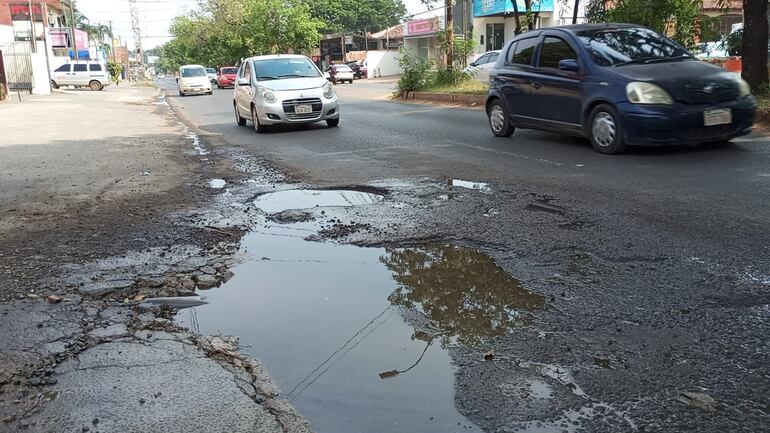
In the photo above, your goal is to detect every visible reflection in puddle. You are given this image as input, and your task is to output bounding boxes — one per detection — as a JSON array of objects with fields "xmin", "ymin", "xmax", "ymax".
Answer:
[
  {"xmin": 383, "ymin": 245, "xmax": 545, "ymax": 347},
  {"xmin": 253, "ymin": 189, "xmax": 383, "ymax": 213},
  {"xmin": 177, "ymin": 220, "xmax": 542, "ymax": 433}
]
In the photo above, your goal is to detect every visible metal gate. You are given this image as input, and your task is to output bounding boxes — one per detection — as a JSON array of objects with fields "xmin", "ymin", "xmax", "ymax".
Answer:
[{"xmin": 0, "ymin": 42, "xmax": 33, "ymax": 92}]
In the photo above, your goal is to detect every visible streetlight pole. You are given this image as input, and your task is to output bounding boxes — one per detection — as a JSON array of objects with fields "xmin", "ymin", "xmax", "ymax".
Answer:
[
  {"xmin": 68, "ymin": 0, "xmax": 79, "ymax": 60},
  {"xmin": 27, "ymin": 0, "xmax": 37, "ymax": 53},
  {"xmin": 41, "ymin": 0, "xmax": 52, "ymax": 93},
  {"xmin": 109, "ymin": 20, "xmax": 116, "ymax": 63}
]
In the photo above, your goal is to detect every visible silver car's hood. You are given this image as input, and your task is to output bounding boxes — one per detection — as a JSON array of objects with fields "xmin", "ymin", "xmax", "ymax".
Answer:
[{"xmin": 259, "ymin": 77, "xmax": 327, "ymax": 91}]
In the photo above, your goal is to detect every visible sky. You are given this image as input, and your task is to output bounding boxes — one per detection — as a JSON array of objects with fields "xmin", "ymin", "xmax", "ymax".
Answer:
[{"xmin": 76, "ymin": 0, "xmax": 441, "ymax": 50}]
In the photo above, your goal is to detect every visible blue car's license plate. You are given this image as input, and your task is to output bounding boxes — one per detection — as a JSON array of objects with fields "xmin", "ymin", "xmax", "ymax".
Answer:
[{"xmin": 703, "ymin": 108, "xmax": 731, "ymax": 126}]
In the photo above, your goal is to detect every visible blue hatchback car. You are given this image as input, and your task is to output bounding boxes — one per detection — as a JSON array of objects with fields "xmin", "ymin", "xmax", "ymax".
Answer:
[{"xmin": 486, "ymin": 24, "xmax": 757, "ymax": 154}]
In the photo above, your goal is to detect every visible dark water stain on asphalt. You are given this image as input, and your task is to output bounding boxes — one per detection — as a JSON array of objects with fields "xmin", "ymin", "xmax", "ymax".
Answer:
[{"xmin": 177, "ymin": 194, "xmax": 545, "ymax": 433}]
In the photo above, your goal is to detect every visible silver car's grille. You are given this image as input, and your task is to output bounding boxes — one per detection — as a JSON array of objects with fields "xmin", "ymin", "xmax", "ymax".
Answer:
[{"xmin": 283, "ymin": 98, "xmax": 323, "ymax": 120}]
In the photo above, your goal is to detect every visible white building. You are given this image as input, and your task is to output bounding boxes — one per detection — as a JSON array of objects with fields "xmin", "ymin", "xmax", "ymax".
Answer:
[{"xmin": 471, "ymin": 0, "xmax": 586, "ymax": 53}]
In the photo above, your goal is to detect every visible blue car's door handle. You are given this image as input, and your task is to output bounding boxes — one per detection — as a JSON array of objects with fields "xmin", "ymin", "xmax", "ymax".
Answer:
[{"xmin": 531, "ymin": 82, "xmax": 542, "ymax": 89}]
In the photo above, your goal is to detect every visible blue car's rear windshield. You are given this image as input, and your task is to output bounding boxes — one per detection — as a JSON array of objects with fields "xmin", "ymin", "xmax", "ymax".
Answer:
[{"xmin": 575, "ymin": 27, "xmax": 691, "ymax": 67}]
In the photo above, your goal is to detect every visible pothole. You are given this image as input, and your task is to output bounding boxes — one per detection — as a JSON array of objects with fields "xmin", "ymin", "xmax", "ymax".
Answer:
[
  {"xmin": 253, "ymin": 189, "xmax": 384, "ymax": 213},
  {"xmin": 176, "ymin": 212, "xmax": 545, "ymax": 433}
]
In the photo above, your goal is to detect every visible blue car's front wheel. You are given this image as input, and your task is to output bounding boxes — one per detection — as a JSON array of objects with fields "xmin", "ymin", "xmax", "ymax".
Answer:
[{"xmin": 588, "ymin": 104, "xmax": 626, "ymax": 154}]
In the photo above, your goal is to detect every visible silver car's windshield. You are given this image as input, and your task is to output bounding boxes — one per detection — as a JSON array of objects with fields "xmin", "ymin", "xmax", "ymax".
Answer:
[{"xmin": 253, "ymin": 58, "xmax": 320, "ymax": 81}]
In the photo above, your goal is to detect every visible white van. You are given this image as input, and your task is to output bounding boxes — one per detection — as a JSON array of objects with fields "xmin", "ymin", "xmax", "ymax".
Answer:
[
  {"xmin": 178, "ymin": 65, "xmax": 212, "ymax": 96},
  {"xmin": 50, "ymin": 62, "xmax": 111, "ymax": 91}
]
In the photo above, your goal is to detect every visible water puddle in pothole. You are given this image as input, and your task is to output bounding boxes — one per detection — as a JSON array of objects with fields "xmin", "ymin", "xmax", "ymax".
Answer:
[
  {"xmin": 253, "ymin": 189, "xmax": 383, "ymax": 213},
  {"xmin": 177, "ymin": 198, "xmax": 545, "ymax": 433}
]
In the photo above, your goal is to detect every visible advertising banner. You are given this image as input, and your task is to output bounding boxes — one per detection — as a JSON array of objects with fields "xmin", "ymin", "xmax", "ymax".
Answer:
[{"xmin": 473, "ymin": 0, "xmax": 554, "ymax": 17}]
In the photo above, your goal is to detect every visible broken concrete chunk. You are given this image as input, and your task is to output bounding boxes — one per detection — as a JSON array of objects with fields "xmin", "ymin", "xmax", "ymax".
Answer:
[
  {"xmin": 140, "ymin": 296, "xmax": 208, "ymax": 309},
  {"xmin": 195, "ymin": 274, "xmax": 219, "ymax": 289},
  {"xmin": 676, "ymin": 391, "xmax": 717, "ymax": 411}
]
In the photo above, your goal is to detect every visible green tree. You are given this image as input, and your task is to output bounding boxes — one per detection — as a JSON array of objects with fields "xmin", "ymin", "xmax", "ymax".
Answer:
[
  {"xmin": 157, "ymin": 0, "xmax": 323, "ymax": 70},
  {"xmin": 303, "ymin": 0, "xmax": 406, "ymax": 33},
  {"xmin": 586, "ymin": 0, "xmax": 737, "ymax": 50},
  {"xmin": 741, "ymin": 0, "xmax": 768, "ymax": 93}
]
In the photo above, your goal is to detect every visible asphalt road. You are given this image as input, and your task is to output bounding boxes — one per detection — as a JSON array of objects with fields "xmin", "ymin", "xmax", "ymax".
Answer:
[{"xmin": 159, "ymin": 77, "xmax": 770, "ymax": 432}]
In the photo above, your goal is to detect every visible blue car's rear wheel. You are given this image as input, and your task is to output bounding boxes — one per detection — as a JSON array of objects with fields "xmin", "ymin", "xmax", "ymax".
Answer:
[
  {"xmin": 488, "ymin": 99, "xmax": 514, "ymax": 137},
  {"xmin": 589, "ymin": 104, "xmax": 626, "ymax": 154}
]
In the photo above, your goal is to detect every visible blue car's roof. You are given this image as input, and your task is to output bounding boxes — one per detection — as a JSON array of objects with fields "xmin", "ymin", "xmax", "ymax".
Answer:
[{"xmin": 513, "ymin": 23, "xmax": 642, "ymax": 38}]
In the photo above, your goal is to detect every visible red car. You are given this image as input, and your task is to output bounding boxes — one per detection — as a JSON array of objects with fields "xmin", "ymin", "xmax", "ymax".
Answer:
[{"xmin": 216, "ymin": 67, "xmax": 238, "ymax": 88}]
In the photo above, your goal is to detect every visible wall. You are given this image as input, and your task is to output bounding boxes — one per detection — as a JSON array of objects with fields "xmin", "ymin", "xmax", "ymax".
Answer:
[
  {"xmin": 365, "ymin": 51, "xmax": 401, "ymax": 78},
  {"xmin": 30, "ymin": 51, "xmax": 49, "ymax": 94},
  {"xmin": 0, "ymin": 24, "xmax": 12, "ymax": 44}
]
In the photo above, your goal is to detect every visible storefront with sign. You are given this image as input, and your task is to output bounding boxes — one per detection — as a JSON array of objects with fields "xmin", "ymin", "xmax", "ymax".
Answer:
[
  {"xmin": 403, "ymin": 17, "xmax": 443, "ymax": 62},
  {"xmin": 472, "ymin": 0, "xmax": 555, "ymax": 52}
]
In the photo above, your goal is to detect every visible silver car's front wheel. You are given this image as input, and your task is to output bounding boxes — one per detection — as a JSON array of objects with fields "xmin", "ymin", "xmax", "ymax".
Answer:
[
  {"xmin": 235, "ymin": 103, "xmax": 246, "ymax": 126},
  {"xmin": 252, "ymin": 105, "xmax": 267, "ymax": 133}
]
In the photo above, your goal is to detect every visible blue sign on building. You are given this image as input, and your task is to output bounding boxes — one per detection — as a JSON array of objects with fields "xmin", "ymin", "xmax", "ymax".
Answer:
[{"xmin": 473, "ymin": 0, "xmax": 554, "ymax": 17}]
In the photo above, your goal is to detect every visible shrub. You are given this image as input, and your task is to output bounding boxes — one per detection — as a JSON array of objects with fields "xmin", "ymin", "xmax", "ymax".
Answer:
[{"xmin": 397, "ymin": 49, "xmax": 433, "ymax": 93}]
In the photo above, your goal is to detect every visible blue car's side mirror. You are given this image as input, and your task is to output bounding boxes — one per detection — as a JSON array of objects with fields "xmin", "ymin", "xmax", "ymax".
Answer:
[{"xmin": 558, "ymin": 59, "xmax": 579, "ymax": 72}]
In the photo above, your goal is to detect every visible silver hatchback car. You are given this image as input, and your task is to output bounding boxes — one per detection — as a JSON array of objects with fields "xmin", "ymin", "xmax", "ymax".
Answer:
[{"xmin": 233, "ymin": 55, "xmax": 340, "ymax": 132}]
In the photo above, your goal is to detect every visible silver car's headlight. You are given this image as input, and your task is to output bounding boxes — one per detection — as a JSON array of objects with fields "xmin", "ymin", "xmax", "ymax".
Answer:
[
  {"xmin": 323, "ymin": 82, "xmax": 335, "ymax": 99},
  {"xmin": 626, "ymin": 82, "xmax": 673, "ymax": 105},
  {"xmin": 259, "ymin": 87, "xmax": 276, "ymax": 103},
  {"xmin": 726, "ymin": 74, "xmax": 751, "ymax": 97}
]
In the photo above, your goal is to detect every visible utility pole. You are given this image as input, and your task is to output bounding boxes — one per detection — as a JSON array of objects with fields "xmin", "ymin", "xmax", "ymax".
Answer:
[
  {"xmin": 68, "ymin": 0, "xmax": 79, "ymax": 60},
  {"xmin": 572, "ymin": 0, "xmax": 580, "ymax": 24},
  {"xmin": 129, "ymin": 0, "xmax": 143, "ymax": 80},
  {"xmin": 27, "ymin": 0, "xmax": 36, "ymax": 52},
  {"xmin": 41, "ymin": 0, "xmax": 52, "ymax": 92},
  {"xmin": 445, "ymin": 0, "xmax": 453, "ymax": 70},
  {"xmin": 109, "ymin": 20, "xmax": 116, "ymax": 63}
]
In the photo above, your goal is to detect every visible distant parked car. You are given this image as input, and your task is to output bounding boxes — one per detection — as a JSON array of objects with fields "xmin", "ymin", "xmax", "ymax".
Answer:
[
  {"xmin": 464, "ymin": 50, "xmax": 501, "ymax": 82},
  {"xmin": 50, "ymin": 61, "xmax": 111, "ymax": 91},
  {"xmin": 694, "ymin": 41, "xmax": 730, "ymax": 60},
  {"xmin": 178, "ymin": 65, "xmax": 212, "ymax": 96},
  {"xmin": 326, "ymin": 64, "xmax": 355, "ymax": 84},
  {"xmin": 206, "ymin": 68, "xmax": 217, "ymax": 84},
  {"xmin": 217, "ymin": 67, "xmax": 238, "ymax": 88},
  {"xmin": 345, "ymin": 61, "xmax": 364, "ymax": 79},
  {"xmin": 157, "ymin": 73, "xmax": 166, "ymax": 79},
  {"xmin": 233, "ymin": 54, "xmax": 340, "ymax": 132},
  {"xmin": 486, "ymin": 24, "xmax": 756, "ymax": 154}
]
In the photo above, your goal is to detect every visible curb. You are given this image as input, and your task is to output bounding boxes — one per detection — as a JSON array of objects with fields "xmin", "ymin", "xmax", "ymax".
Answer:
[{"xmin": 401, "ymin": 91, "xmax": 485, "ymax": 107}]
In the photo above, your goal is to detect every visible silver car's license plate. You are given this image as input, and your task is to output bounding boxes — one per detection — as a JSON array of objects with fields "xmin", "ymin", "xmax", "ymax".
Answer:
[
  {"xmin": 296, "ymin": 104, "xmax": 313, "ymax": 115},
  {"xmin": 704, "ymin": 108, "xmax": 731, "ymax": 126}
]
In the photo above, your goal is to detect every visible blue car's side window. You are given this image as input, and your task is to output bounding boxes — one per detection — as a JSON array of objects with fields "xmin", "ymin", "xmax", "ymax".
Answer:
[
  {"xmin": 538, "ymin": 37, "xmax": 579, "ymax": 70},
  {"xmin": 508, "ymin": 37, "xmax": 538, "ymax": 66}
]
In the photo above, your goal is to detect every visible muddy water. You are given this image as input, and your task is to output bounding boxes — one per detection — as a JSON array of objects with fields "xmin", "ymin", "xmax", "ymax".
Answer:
[{"xmin": 177, "ymin": 201, "xmax": 544, "ymax": 433}]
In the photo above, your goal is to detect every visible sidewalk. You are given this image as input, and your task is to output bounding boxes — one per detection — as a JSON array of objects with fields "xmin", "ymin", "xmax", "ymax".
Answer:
[{"xmin": 0, "ymin": 83, "xmax": 312, "ymax": 433}]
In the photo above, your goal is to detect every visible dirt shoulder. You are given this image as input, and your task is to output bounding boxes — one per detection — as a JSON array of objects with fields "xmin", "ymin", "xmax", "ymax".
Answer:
[
  {"xmin": 0, "ymin": 85, "xmax": 227, "ymax": 300},
  {"xmin": 0, "ymin": 84, "xmax": 311, "ymax": 432}
]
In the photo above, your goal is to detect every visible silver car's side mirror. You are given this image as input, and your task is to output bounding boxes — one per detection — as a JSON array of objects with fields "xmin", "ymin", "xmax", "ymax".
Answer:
[{"xmin": 237, "ymin": 77, "xmax": 250, "ymax": 86}]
